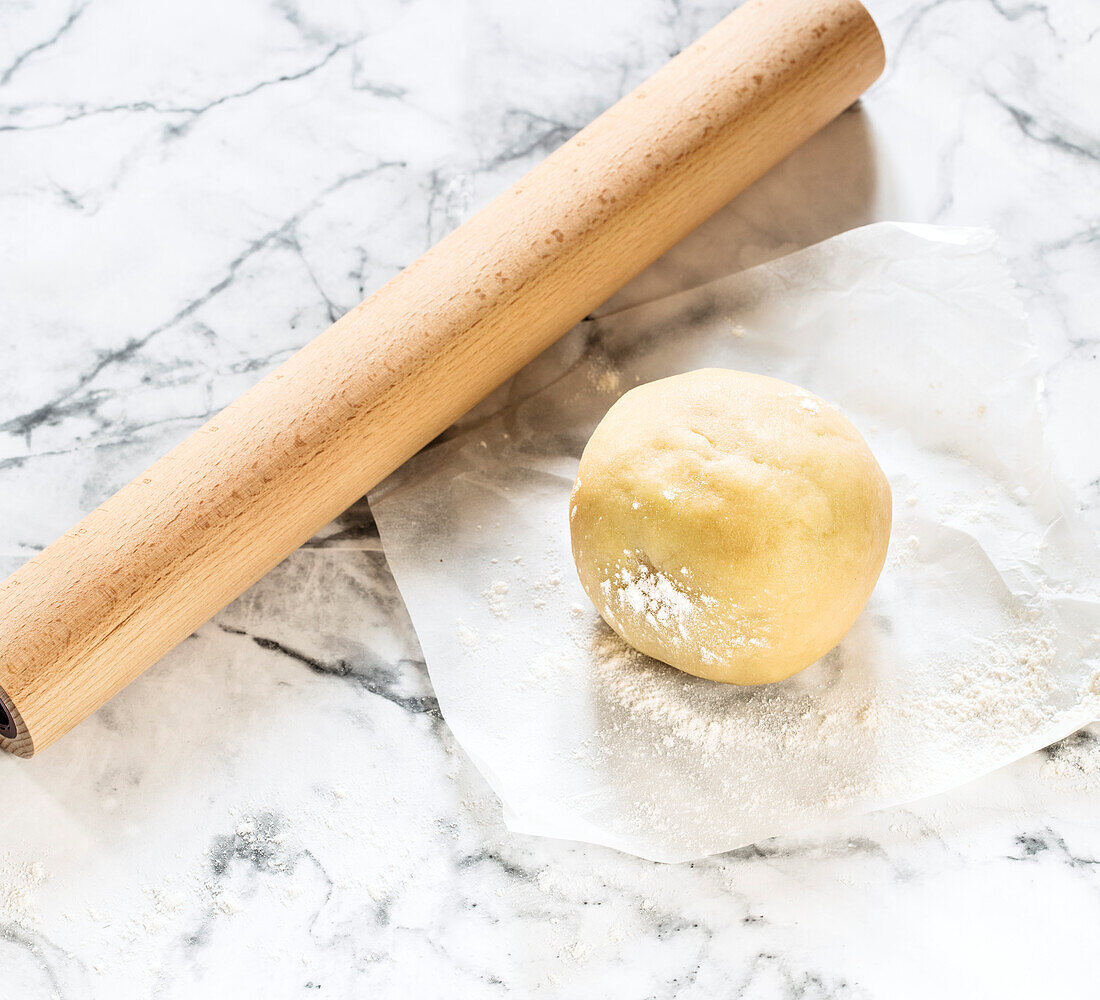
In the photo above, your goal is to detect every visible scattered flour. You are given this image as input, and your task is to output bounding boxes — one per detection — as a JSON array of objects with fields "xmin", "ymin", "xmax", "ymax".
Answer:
[
  {"xmin": 890, "ymin": 535, "xmax": 921, "ymax": 567},
  {"xmin": 585, "ymin": 360, "xmax": 622, "ymax": 395},
  {"xmin": 456, "ymin": 618, "xmax": 480, "ymax": 653},
  {"xmin": 933, "ymin": 620, "xmax": 1052, "ymax": 747},
  {"xmin": 0, "ymin": 855, "xmax": 47, "ymax": 927},
  {"xmin": 1042, "ymin": 726, "xmax": 1100, "ymax": 791},
  {"xmin": 485, "ymin": 581, "xmax": 509, "ymax": 619},
  {"xmin": 595, "ymin": 371, "xmax": 620, "ymax": 394},
  {"xmin": 575, "ymin": 603, "xmax": 1074, "ymax": 831},
  {"xmin": 517, "ymin": 651, "xmax": 571, "ymax": 693}
]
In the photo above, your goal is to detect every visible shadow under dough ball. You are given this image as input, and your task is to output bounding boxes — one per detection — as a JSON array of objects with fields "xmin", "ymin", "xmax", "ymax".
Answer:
[{"xmin": 569, "ymin": 368, "xmax": 892, "ymax": 685}]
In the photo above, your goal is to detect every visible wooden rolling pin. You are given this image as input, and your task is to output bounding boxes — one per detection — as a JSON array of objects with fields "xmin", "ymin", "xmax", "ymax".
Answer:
[{"xmin": 0, "ymin": 0, "xmax": 884, "ymax": 756}]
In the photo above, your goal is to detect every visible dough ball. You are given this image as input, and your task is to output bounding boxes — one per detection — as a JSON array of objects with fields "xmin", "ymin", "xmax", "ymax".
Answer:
[{"xmin": 569, "ymin": 369, "xmax": 891, "ymax": 685}]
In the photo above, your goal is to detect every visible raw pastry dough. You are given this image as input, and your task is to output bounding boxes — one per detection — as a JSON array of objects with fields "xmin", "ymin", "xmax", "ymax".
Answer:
[{"xmin": 569, "ymin": 369, "xmax": 891, "ymax": 684}]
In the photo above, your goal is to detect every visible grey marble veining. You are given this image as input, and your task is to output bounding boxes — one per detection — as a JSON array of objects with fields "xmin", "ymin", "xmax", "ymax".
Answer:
[{"xmin": 0, "ymin": 0, "xmax": 1097, "ymax": 996}]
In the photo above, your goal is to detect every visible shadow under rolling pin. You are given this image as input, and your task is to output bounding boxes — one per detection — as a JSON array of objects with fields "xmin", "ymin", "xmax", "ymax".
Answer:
[{"xmin": 0, "ymin": 0, "xmax": 884, "ymax": 757}]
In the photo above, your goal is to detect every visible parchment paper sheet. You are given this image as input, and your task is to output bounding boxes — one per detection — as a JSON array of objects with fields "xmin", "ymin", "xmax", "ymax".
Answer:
[{"xmin": 371, "ymin": 223, "xmax": 1100, "ymax": 862}]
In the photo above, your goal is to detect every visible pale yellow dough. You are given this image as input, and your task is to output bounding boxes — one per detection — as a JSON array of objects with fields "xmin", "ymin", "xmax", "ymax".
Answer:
[{"xmin": 569, "ymin": 369, "xmax": 892, "ymax": 685}]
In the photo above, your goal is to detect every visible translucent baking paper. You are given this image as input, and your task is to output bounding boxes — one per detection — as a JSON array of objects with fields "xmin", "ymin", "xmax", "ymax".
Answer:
[{"xmin": 371, "ymin": 223, "xmax": 1100, "ymax": 862}]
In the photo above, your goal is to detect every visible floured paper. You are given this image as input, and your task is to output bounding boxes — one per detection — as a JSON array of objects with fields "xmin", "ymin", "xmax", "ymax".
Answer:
[{"xmin": 371, "ymin": 223, "xmax": 1100, "ymax": 862}]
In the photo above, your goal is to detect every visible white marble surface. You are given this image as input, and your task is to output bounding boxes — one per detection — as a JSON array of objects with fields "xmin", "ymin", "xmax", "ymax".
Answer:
[{"xmin": 0, "ymin": 0, "xmax": 1097, "ymax": 996}]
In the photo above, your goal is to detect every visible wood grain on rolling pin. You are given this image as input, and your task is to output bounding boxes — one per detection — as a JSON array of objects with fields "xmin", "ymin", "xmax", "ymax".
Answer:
[{"xmin": 0, "ymin": 0, "xmax": 884, "ymax": 756}]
